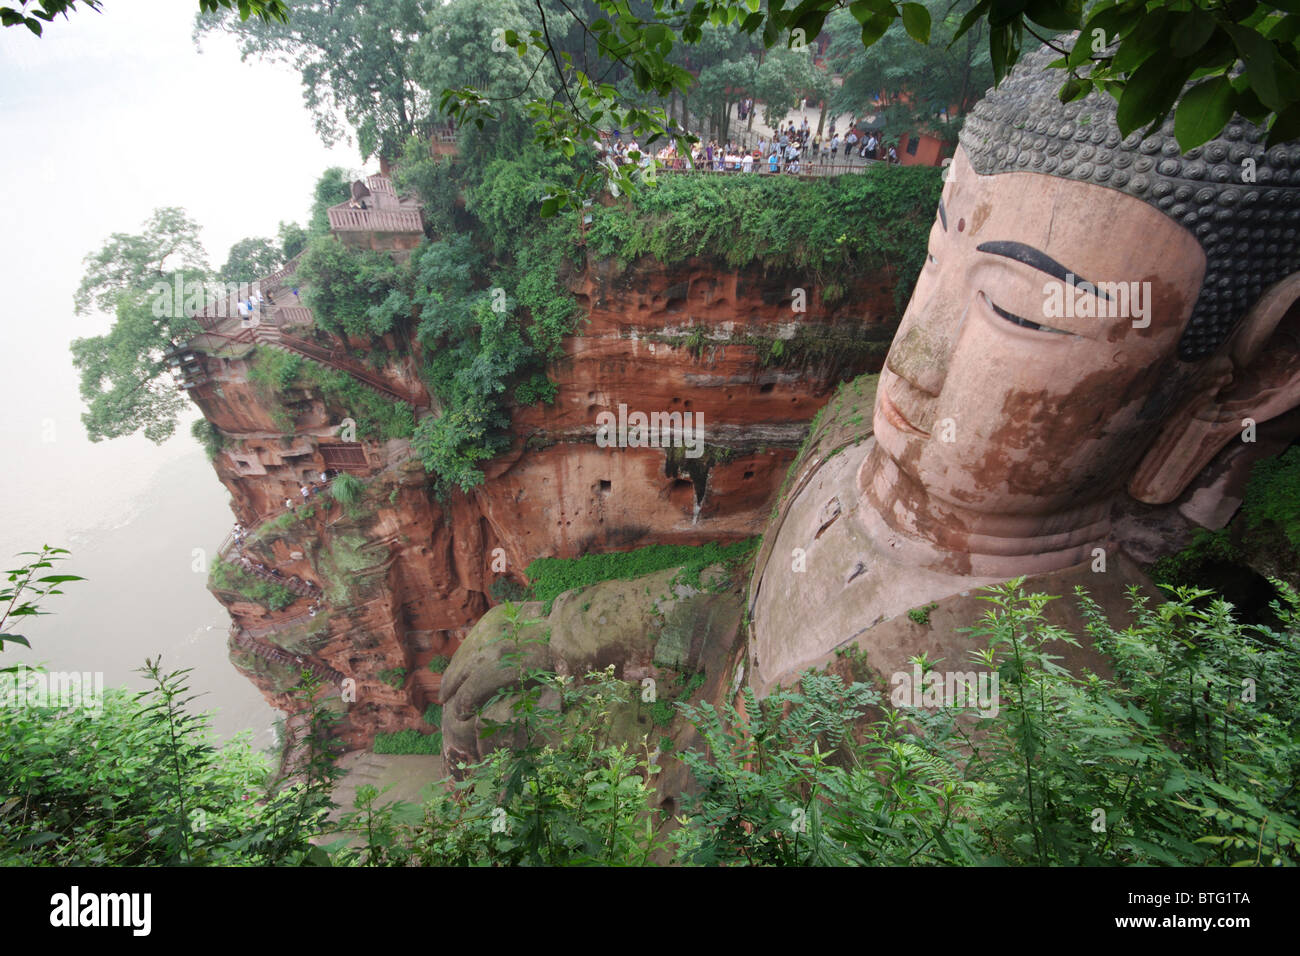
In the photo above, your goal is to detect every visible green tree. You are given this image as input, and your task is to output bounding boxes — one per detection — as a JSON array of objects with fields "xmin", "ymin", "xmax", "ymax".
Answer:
[
  {"xmin": 2, "ymin": 0, "xmax": 287, "ymax": 37},
  {"xmin": 825, "ymin": 0, "xmax": 992, "ymax": 143},
  {"xmin": 753, "ymin": 45, "xmax": 817, "ymax": 130},
  {"xmin": 414, "ymin": 0, "xmax": 553, "ymax": 125},
  {"xmin": 73, "ymin": 207, "xmax": 210, "ymax": 316},
  {"xmin": 295, "ymin": 234, "xmax": 403, "ymax": 338},
  {"xmin": 696, "ymin": 54, "xmax": 757, "ymax": 141},
  {"xmin": 70, "ymin": 208, "xmax": 212, "ymax": 444},
  {"xmin": 219, "ymin": 236, "xmax": 284, "ymax": 284},
  {"xmin": 195, "ymin": 0, "xmax": 432, "ymax": 161},
  {"xmin": 444, "ymin": 0, "xmax": 1300, "ymax": 213},
  {"xmin": 277, "ymin": 220, "xmax": 307, "ymax": 260},
  {"xmin": 308, "ymin": 167, "xmax": 354, "ymax": 237}
]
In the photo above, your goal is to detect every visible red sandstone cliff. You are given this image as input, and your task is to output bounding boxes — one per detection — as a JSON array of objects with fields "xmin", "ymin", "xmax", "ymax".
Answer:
[{"xmin": 184, "ymin": 179, "xmax": 902, "ymax": 750}]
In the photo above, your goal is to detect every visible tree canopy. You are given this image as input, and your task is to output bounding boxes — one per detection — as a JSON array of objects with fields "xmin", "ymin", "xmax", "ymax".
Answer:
[
  {"xmin": 219, "ymin": 236, "xmax": 285, "ymax": 285},
  {"xmin": 2, "ymin": 0, "xmax": 287, "ymax": 36},
  {"xmin": 194, "ymin": 0, "xmax": 432, "ymax": 161}
]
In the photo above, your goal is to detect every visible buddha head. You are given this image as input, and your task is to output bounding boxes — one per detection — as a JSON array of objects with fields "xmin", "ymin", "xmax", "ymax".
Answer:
[{"xmin": 863, "ymin": 46, "xmax": 1300, "ymax": 577}]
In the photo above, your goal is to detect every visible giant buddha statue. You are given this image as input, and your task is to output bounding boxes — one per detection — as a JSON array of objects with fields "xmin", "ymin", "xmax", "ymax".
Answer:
[
  {"xmin": 442, "ymin": 46, "xmax": 1300, "ymax": 767},
  {"xmin": 748, "ymin": 45, "xmax": 1300, "ymax": 693}
]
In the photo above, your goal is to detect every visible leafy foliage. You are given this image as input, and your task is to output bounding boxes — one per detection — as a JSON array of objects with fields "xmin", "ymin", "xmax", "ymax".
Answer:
[
  {"xmin": 584, "ymin": 166, "xmax": 942, "ymax": 313},
  {"xmin": 297, "ymin": 235, "xmax": 405, "ymax": 338},
  {"xmin": 374, "ymin": 729, "xmax": 442, "ymax": 754},
  {"xmin": 329, "ymin": 472, "xmax": 364, "ymax": 504},
  {"xmin": 675, "ymin": 580, "xmax": 1300, "ymax": 866},
  {"xmin": 1241, "ymin": 445, "xmax": 1300, "ymax": 553},
  {"xmin": 69, "ymin": 208, "xmax": 212, "ymax": 444},
  {"xmin": 191, "ymin": 418, "xmax": 225, "ymax": 461},
  {"xmin": 209, "ymin": 558, "xmax": 296, "ymax": 611},
  {"xmin": 824, "ymin": 0, "xmax": 992, "ymax": 139},
  {"xmin": 219, "ymin": 236, "xmax": 284, "ymax": 284},
  {"xmin": 0, "ymin": 669, "xmax": 273, "ymax": 864},
  {"xmin": 410, "ymin": 603, "xmax": 671, "ymax": 865},
  {"xmin": 247, "ymin": 347, "xmax": 414, "ymax": 442},
  {"xmin": 7, "ymin": 551, "xmax": 1300, "ymax": 866},
  {"xmin": 405, "ymin": 218, "xmax": 577, "ymax": 492},
  {"xmin": 195, "ymin": 1, "xmax": 428, "ymax": 160},
  {"xmin": 0, "ymin": 546, "xmax": 83, "ymax": 665},
  {"xmin": 524, "ymin": 538, "xmax": 759, "ymax": 614},
  {"xmin": 307, "ymin": 167, "xmax": 354, "ymax": 237},
  {"xmin": 2, "ymin": 0, "xmax": 286, "ymax": 38}
]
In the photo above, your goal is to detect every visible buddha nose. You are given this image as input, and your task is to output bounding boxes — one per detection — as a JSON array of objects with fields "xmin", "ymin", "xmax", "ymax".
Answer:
[{"xmin": 886, "ymin": 289, "xmax": 961, "ymax": 398}]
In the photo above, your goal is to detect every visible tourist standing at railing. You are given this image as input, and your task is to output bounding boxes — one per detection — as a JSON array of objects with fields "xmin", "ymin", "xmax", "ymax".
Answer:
[
  {"xmin": 845, "ymin": 128, "xmax": 858, "ymax": 157},
  {"xmin": 830, "ymin": 134, "xmax": 841, "ymax": 158},
  {"xmin": 741, "ymin": 152, "xmax": 754, "ymax": 173},
  {"xmin": 768, "ymin": 149, "xmax": 779, "ymax": 173}
]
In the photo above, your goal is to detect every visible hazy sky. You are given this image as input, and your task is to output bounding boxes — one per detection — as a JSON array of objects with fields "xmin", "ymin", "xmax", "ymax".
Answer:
[
  {"xmin": 0, "ymin": 0, "xmax": 363, "ymax": 549},
  {"xmin": 0, "ymin": 1, "xmax": 363, "ymax": 738}
]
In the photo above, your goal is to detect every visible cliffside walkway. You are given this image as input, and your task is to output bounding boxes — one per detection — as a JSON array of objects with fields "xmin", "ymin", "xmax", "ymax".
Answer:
[
  {"xmin": 185, "ymin": 232, "xmax": 425, "ymax": 408},
  {"xmin": 661, "ymin": 158, "xmax": 885, "ymax": 178},
  {"xmin": 226, "ymin": 551, "xmax": 322, "ymax": 599},
  {"xmin": 192, "ymin": 324, "xmax": 421, "ymax": 406},
  {"xmin": 255, "ymin": 326, "xmax": 421, "ymax": 406},
  {"xmin": 232, "ymin": 627, "xmax": 346, "ymax": 686}
]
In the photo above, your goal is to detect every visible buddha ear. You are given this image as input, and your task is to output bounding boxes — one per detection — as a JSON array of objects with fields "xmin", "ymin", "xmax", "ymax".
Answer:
[{"xmin": 1129, "ymin": 272, "xmax": 1300, "ymax": 506}]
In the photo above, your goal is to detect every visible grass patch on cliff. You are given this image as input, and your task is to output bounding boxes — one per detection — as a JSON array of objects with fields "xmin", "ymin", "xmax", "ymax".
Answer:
[
  {"xmin": 317, "ymin": 533, "xmax": 385, "ymax": 605},
  {"xmin": 525, "ymin": 538, "xmax": 759, "ymax": 614},
  {"xmin": 583, "ymin": 167, "xmax": 942, "ymax": 314},
  {"xmin": 373, "ymin": 729, "xmax": 441, "ymax": 755},
  {"xmin": 209, "ymin": 559, "xmax": 296, "ymax": 612},
  {"xmin": 247, "ymin": 347, "xmax": 414, "ymax": 442}
]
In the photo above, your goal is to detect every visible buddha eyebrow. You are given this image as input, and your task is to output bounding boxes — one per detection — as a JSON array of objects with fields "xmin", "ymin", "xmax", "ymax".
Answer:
[
  {"xmin": 938, "ymin": 199, "xmax": 947, "ymax": 231},
  {"xmin": 976, "ymin": 240, "xmax": 1113, "ymax": 302}
]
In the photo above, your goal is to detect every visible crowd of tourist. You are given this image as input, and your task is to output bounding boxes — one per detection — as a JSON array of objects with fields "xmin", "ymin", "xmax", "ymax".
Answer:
[{"xmin": 597, "ymin": 111, "xmax": 902, "ymax": 175}]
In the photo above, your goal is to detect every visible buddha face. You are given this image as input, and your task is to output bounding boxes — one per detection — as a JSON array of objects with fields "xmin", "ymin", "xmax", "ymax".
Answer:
[{"xmin": 870, "ymin": 147, "xmax": 1210, "ymax": 533}]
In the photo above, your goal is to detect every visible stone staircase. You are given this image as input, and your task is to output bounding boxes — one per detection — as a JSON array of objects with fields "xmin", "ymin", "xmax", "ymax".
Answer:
[
  {"xmin": 231, "ymin": 628, "xmax": 346, "ymax": 685},
  {"xmin": 252, "ymin": 326, "xmax": 420, "ymax": 406}
]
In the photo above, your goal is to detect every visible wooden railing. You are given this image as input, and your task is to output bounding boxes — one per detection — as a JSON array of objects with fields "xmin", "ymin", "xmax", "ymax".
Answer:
[
  {"xmin": 326, "ymin": 205, "xmax": 423, "ymax": 233},
  {"xmin": 191, "ymin": 325, "xmax": 418, "ymax": 405},
  {"xmin": 262, "ymin": 328, "xmax": 417, "ymax": 404},
  {"xmin": 261, "ymin": 252, "xmax": 303, "ymax": 292}
]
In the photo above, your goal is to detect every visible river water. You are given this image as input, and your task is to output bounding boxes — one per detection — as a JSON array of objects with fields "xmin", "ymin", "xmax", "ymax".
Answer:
[{"xmin": 0, "ymin": 1, "xmax": 361, "ymax": 742}]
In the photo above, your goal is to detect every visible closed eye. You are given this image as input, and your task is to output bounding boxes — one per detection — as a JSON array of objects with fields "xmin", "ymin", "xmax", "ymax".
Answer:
[{"xmin": 990, "ymin": 299, "xmax": 1072, "ymax": 335}]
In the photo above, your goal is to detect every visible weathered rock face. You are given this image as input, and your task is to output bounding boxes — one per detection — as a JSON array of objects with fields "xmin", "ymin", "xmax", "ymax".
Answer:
[{"xmin": 191, "ymin": 249, "xmax": 901, "ymax": 750}]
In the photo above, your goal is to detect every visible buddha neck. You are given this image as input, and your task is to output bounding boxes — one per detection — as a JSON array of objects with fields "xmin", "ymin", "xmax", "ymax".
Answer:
[{"xmin": 857, "ymin": 442, "xmax": 1113, "ymax": 578}]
